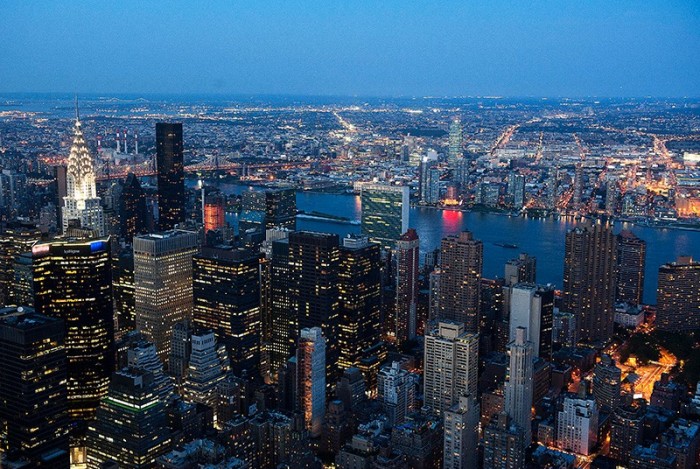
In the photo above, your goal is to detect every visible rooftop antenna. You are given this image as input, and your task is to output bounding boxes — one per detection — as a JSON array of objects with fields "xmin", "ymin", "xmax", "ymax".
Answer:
[{"xmin": 75, "ymin": 95, "xmax": 80, "ymax": 122}]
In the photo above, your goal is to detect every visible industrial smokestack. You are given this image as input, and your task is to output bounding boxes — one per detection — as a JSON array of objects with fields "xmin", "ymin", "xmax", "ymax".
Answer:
[{"xmin": 116, "ymin": 131, "xmax": 121, "ymax": 153}]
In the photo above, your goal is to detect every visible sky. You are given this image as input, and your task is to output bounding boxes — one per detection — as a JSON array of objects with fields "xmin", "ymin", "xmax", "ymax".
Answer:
[{"xmin": 1, "ymin": 1, "xmax": 699, "ymax": 98}]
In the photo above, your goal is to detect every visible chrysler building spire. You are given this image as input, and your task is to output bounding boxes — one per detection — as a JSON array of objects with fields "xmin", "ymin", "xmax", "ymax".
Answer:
[{"xmin": 62, "ymin": 99, "xmax": 105, "ymax": 236}]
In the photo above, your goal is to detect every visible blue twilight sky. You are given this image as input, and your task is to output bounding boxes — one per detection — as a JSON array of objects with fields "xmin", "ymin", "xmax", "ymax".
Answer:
[{"xmin": 1, "ymin": 0, "xmax": 699, "ymax": 97}]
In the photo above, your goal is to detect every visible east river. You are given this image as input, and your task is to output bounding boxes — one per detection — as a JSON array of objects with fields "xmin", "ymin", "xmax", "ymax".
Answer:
[{"xmin": 207, "ymin": 181, "xmax": 700, "ymax": 305}]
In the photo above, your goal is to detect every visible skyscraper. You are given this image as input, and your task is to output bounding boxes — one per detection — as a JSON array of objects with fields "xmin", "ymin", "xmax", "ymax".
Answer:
[
  {"xmin": 420, "ymin": 159, "xmax": 440, "ymax": 205},
  {"xmin": 508, "ymin": 172, "xmax": 526, "ymax": 209},
  {"xmin": 504, "ymin": 326, "xmax": 534, "ymax": 448},
  {"xmin": 0, "ymin": 307, "xmax": 70, "ymax": 468},
  {"xmin": 270, "ymin": 232, "xmax": 340, "ymax": 377},
  {"xmin": 562, "ymin": 223, "xmax": 617, "ymax": 343},
  {"xmin": 616, "ymin": 230, "xmax": 646, "ymax": 305},
  {"xmin": 0, "ymin": 221, "xmax": 41, "ymax": 305},
  {"xmin": 437, "ymin": 231, "xmax": 483, "ymax": 332},
  {"xmin": 203, "ymin": 191, "xmax": 226, "ymax": 235},
  {"xmin": 133, "ymin": 230, "xmax": 199, "ymax": 360},
  {"xmin": 297, "ymin": 327, "xmax": 326, "ymax": 438},
  {"xmin": 193, "ymin": 246, "xmax": 261, "ymax": 376},
  {"xmin": 62, "ymin": 113, "xmax": 105, "ymax": 236},
  {"xmin": 504, "ymin": 253, "xmax": 536, "ymax": 287},
  {"xmin": 119, "ymin": 172, "xmax": 147, "ymax": 241},
  {"xmin": 443, "ymin": 395, "xmax": 479, "ymax": 469},
  {"xmin": 337, "ymin": 235, "xmax": 382, "ymax": 373},
  {"xmin": 423, "ymin": 321, "xmax": 479, "ymax": 416},
  {"xmin": 33, "ymin": 237, "xmax": 114, "ymax": 422},
  {"xmin": 86, "ymin": 368, "xmax": 172, "ymax": 468},
  {"xmin": 156, "ymin": 123, "xmax": 185, "ymax": 230},
  {"xmin": 482, "ymin": 412, "xmax": 526, "ymax": 469},
  {"xmin": 394, "ymin": 228, "xmax": 419, "ymax": 344},
  {"xmin": 656, "ymin": 256, "xmax": 700, "ymax": 332},
  {"xmin": 238, "ymin": 188, "xmax": 297, "ymax": 235},
  {"xmin": 359, "ymin": 183, "xmax": 409, "ymax": 248},
  {"xmin": 508, "ymin": 284, "xmax": 554, "ymax": 359},
  {"xmin": 609, "ymin": 399, "xmax": 645, "ymax": 464},
  {"xmin": 448, "ymin": 118, "xmax": 463, "ymax": 166}
]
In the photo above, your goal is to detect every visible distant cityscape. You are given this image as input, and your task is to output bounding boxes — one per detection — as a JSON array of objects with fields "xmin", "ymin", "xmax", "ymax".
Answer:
[{"xmin": 0, "ymin": 94, "xmax": 699, "ymax": 469}]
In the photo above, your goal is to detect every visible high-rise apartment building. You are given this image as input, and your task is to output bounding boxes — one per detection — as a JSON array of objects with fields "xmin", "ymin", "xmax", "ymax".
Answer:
[
  {"xmin": 443, "ymin": 395, "xmax": 479, "ymax": 469},
  {"xmin": 0, "ymin": 307, "xmax": 70, "ymax": 467},
  {"xmin": 86, "ymin": 368, "xmax": 172, "ymax": 468},
  {"xmin": 482, "ymin": 411, "xmax": 526, "ymax": 469},
  {"xmin": 437, "ymin": 231, "xmax": 483, "ymax": 332},
  {"xmin": 508, "ymin": 172, "xmax": 526, "ymax": 209},
  {"xmin": 562, "ymin": 223, "xmax": 617, "ymax": 343},
  {"xmin": 609, "ymin": 399, "xmax": 645, "ymax": 464},
  {"xmin": 33, "ymin": 237, "xmax": 114, "ymax": 422},
  {"xmin": 337, "ymin": 235, "xmax": 382, "ymax": 373},
  {"xmin": 377, "ymin": 361, "xmax": 416, "ymax": 426},
  {"xmin": 359, "ymin": 183, "xmax": 409, "ymax": 248},
  {"xmin": 504, "ymin": 253, "xmax": 536, "ymax": 287},
  {"xmin": 133, "ymin": 230, "xmax": 199, "ymax": 360},
  {"xmin": 193, "ymin": 246, "xmax": 261, "ymax": 376},
  {"xmin": 504, "ymin": 326, "xmax": 534, "ymax": 448},
  {"xmin": 62, "ymin": 114, "xmax": 105, "ymax": 236},
  {"xmin": 508, "ymin": 283, "xmax": 554, "ymax": 359},
  {"xmin": 420, "ymin": 159, "xmax": 440, "ymax": 204},
  {"xmin": 0, "ymin": 221, "xmax": 41, "ymax": 305},
  {"xmin": 556, "ymin": 393, "xmax": 598, "ymax": 456},
  {"xmin": 395, "ymin": 228, "xmax": 419, "ymax": 343},
  {"xmin": 423, "ymin": 321, "xmax": 479, "ymax": 415},
  {"xmin": 656, "ymin": 256, "xmax": 700, "ymax": 331},
  {"xmin": 592, "ymin": 354, "xmax": 621, "ymax": 411},
  {"xmin": 297, "ymin": 327, "xmax": 326, "ymax": 438},
  {"xmin": 448, "ymin": 118, "xmax": 463, "ymax": 166},
  {"xmin": 616, "ymin": 230, "xmax": 646, "ymax": 305},
  {"xmin": 156, "ymin": 123, "xmax": 185, "ymax": 230},
  {"xmin": 182, "ymin": 331, "xmax": 227, "ymax": 410}
]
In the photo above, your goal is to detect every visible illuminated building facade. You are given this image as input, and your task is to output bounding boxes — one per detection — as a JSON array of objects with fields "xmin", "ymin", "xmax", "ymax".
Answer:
[
  {"xmin": 562, "ymin": 223, "xmax": 617, "ymax": 343},
  {"xmin": 437, "ymin": 231, "xmax": 483, "ymax": 332},
  {"xmin": 156, "ymin": 123, "xmax": 185, "ymax": 230},
  {"xmin": 296, "ymin": 327, "xmax": 326, "ymax": 438},
  {"xmin": 443, "ymin": 395, "xmax": 479, "ymax": 469},
  {"xmin": 504, "ymin": 327, "xmax": 534, "ymax": 448},
  {"xmin": 193, "ymin": 247, "xmax": 261, "ymax": 376},
  {"xmin": 113, "ymin": 250, "xmax": 135, "ymax": 334},
  {"xmin": 62, "ymin": 114, "xmax": 105, "ymax": 236},
  {"xmin": 592, "ymin": 354, "xmax": 621, "ymax": 411},
  {"xmin": 33, "ymin": 237, "xmax": 114, "ymax": 422},
  {"xmin": 483, "ymin": 412, "xmax": 526, "ymax": 469},
  {"xmin": 86, "ymin": 368, "xmax": 172, "ymax": 468},
  {"xmin": 133, "ymin": 230, "xmax": 199, "ymax": 360},
  {"xmin": 556, "ymin": 393, "xmax": 598, "ymax": 456},
  {"xmin": 394, "ymin": 228, "xmax": 419, "ymax": 343},
  {"xmin": 182, "ymin": 331, "xmax": 227, "ymax": 410},
  {"xmin": 616, "ymin": 230, "xmax": 646, "ymax": 306},
  {"xmin": 238, "ymin": 188, "xmax": 296, "ymax": 235},
  {"xmin": 423, "ymin": 321, "xmax": 479, "ymax": 416},
  {"xmin": 656, "ymin": 256, "xmax": 700, "ymax": 332},
  {"xmin": 270, "ymin": 232, "xmax": 340, "ymax": 377},
  {"xmin": 359, "ymin": 183, "xmax": 409, "ymax": 248},
  {"xmin": 377, "ymin": 361, "xmax": 416, "ymax": 426},
  {"xmin": 337, "ymin": 235, "xmax": 381, "ymax": 373},
  {"xmin": 203, "ymin": 191, "xmax": 226, "ymax": 234},
  {"xmin": 508, "ymin": 284, "xmax": 554, "ymax": 360},
  {"xmin": 0, "ymin": 307, "xmax": 70, "ymax": 467}
]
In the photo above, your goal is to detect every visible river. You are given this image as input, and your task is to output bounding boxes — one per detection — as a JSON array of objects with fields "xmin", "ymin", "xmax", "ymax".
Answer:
[{"xmin": 208, "ymin": 181, "xmax": 700, "ymax": 305}]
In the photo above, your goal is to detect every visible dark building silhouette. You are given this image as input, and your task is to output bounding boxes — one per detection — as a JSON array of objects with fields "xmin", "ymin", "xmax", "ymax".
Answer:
[
  {"xmin": 609, "ymin": 399, "xmax": 645, "ymax": 464},
  {"xmin": 238, "ymin": 188, "xmax": 296, "ymax": 235},
  {"xmin": 616, "ymin": 230, "xmax": 646, "ymax": 305},
  {"xmin": 0, "ymin": 221, "xmax": 42, "ymax": 305},
  {"xmin": 0, "ymin": 306, "xmax": 70, "ymax": 468},
  {"xmin": 504, "ymin": 253, "xmax": 536, "ymax": 287},
  {"xmin": 156, "ymin": 123, "xmax": 185, "ymax": 230},
  {"xmin": 119, "ymin": 173, "xmax": 147, "ymax": 241},
  {"xmin": 193, "ymin": 246, "xmax": 261, "ymax": 377},
  {"xmin": 562, "ymin": 223, "xmax": 617, "ymax": 343},
  {"xmin": 656, "ymin": 256, "xmax": 700, "ymax": 332},
  {"xmin": 437, "ymin": 231, "xmax": 483, "ymax": 332},
  {"xmin": 33, "ymin": 237, "xmax": 115, "ymax": 422},
  {"xmin": 113, "ymin": 249, "xmax": 136, "ymax": 333}
]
